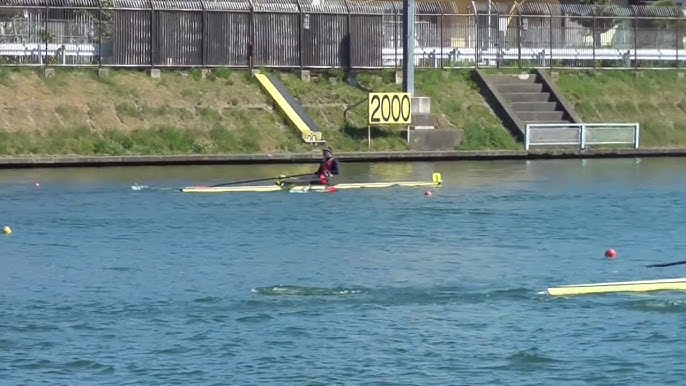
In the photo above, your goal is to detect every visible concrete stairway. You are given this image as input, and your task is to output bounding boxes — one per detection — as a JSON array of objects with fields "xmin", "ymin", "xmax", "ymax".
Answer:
[{"xmin": 474, "ymin": 69, "xmax": 583, "ymax": 142}]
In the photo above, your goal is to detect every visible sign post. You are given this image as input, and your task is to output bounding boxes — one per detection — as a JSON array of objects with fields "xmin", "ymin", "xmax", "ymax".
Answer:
[
  {"xmin": 402, "ymin": 0, "xmax": 415, "ymax": 96},
  {"xmin": 367, "ymin": 92, "xmax": 412, "ymax": 148}
]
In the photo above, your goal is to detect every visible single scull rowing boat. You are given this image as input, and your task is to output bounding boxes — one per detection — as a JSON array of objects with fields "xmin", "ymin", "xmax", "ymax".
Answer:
[
  {"xmin": 180, "ymin": 173, "xmax": 443, "ymax": 193},
  {"xmin": 547, "ymin": 277, "xmax": 686, "ymax": 296}
]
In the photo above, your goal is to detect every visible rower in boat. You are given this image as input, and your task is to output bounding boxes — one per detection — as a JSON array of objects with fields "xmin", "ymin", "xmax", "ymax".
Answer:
[
  {"xmin": 313, "ymin": 147, "xmax": 340, "ymax": 185},
  {"xmin": 280, "ymin": 147, "xmax": 340, "ymax": 187}
]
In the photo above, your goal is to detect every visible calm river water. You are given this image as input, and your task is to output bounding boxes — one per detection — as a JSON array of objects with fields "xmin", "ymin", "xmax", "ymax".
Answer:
[{"xmin": 2, "ymin": 158, "xmax": 686, "ymax": 385}]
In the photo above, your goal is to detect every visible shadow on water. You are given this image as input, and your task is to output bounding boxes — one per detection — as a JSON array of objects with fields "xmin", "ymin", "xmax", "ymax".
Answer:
[
  {"xmin": 542, "ymin": 291, "xmax": 686, "ymax": 314},
  {"xmin": 623, "ymin": 297, "xmax": 686, "ymax": 313},
  {"xmin": 472, "ymin": 347, "xmax": 564, "ymax": 374}
]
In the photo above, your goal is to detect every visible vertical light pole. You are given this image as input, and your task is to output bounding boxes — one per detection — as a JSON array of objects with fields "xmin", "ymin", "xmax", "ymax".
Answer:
[{"xmin": 402, "ymin": 0, "xmax": 415, "ymax": 96}]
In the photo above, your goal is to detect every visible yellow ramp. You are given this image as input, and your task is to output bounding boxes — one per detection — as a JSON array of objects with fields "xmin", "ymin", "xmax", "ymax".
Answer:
[{"xmin": 254, "ymin": 72, "xmax": 325, "ymax": 144}]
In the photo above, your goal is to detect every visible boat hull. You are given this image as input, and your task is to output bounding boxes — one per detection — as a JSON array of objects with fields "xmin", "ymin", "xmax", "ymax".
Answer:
[
  {"xmin": 180, "ymin": 173, "xmax": 443, "ymax": 193},
  {"xmin": 547, "ymin": 277, "xmax": 686, "ymax": 296}
]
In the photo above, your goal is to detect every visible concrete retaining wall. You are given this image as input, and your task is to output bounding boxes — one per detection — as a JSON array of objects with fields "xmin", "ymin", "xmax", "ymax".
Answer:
[
  {"xmin": 408, "ymin": 129, "xmax": 463, "ymax": 151},
  {"xmin": 1, "ymin": 148, "xmax": 686, "ymax": 168}
]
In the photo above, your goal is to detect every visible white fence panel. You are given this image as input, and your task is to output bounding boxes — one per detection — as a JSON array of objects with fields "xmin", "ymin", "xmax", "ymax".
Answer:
[{"xmin": 525, "ymin": 123, "xmax": 640, "ymax": 150}]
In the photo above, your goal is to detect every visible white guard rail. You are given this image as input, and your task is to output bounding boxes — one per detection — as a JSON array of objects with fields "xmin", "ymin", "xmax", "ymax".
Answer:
[
  {"xmin": 381, "ymin": 47, "xmax": 685, "ymax": 67},
  {"xmin": 1, "ymin": 44, "xmax": 682, "ymax": 67},
  {"xmin": 524, "ymin": 123, "xmax": 640, "ymax": 151}
]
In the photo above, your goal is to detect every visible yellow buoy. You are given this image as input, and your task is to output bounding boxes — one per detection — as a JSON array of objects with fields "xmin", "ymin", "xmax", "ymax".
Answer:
[{"xmin": 2, "ymin": 226, "xmax": 11, "ymax": 235}]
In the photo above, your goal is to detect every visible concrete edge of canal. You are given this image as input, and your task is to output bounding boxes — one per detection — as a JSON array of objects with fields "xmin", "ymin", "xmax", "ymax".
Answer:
[{"xmin": 2, "ymin": 148, "xmax": 686, "ymax": 169}]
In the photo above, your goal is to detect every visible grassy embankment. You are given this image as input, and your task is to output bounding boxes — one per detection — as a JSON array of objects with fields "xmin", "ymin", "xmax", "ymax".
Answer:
[
  {"xmin": 0, "ymin": 67, "xmax": 684, "ymax": 156},
  {"xmin": 0, "ymin": 68, "xmax": 512, "ymax": 156},
  {"xmin": 554, "ymin": 70, "xmax": 686, "ymax": 147}
]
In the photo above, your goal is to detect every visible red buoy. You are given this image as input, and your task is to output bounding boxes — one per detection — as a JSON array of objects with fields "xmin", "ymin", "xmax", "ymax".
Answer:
[{"xmin": 605, "ymin": 249, "xmax": 617, "ymax": 259}]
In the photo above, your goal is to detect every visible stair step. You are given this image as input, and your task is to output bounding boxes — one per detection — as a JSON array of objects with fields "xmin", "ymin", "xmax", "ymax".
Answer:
[
  {"xmin": 517, "ymin": 111, "xmax": 565, "ymax": 122},
  {"xmin": 524, "ymin": 120, "xmax": 576, "ymax": 125},
  {"xmin": 510, "ymin": 101, "xmax": 559, "ymax": 112},
  {"xmin": 501, "ymin": 92, "xmax": 552, "ymax": 103},
  {"xmin": 411, "ymin": 114, "xmax": 437, "ymax": 128},
  {"xmin": 488, "ymin": 74, "xmax": 537, "ymax": 84},
  {"xmin": 495, "ymin": 83, "xmax": 544, "ymax": 94}
]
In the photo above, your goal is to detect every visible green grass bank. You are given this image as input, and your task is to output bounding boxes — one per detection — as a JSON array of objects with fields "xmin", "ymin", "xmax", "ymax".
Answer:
[{"xmin": 0, "ymin": 67, "xmax": 684, "ymax": 156}]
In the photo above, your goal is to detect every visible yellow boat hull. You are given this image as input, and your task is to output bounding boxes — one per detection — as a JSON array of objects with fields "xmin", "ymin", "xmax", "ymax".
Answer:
[
  {"xmin": 180, "ymin": 173, "xmax": 443, "ymax": 193},
  {"xmin": 547, "ymin": 277, "xmax": 686, "ymax": 296}
]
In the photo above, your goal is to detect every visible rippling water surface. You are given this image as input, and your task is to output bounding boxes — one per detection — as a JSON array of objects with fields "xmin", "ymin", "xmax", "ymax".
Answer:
[{"xmin": 2, "ymin": 158, "xmax": 686, "ymax": 385}]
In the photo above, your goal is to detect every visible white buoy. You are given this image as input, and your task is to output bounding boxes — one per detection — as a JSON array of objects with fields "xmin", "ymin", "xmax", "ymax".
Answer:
[{"xmin": 2, "ymin": 226, "xmax": 11, "ymax": 235}]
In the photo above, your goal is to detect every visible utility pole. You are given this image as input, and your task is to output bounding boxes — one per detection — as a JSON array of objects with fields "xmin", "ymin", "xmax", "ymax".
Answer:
[{"xmin": 402, "ymin": 0, "xmax": 415, "ymax": 96}]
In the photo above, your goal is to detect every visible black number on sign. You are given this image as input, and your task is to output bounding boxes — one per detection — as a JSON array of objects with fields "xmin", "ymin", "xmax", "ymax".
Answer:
[
  {"xmin": 391, "ymin": 94, "xmax": 401, "ymax": 122},
  {"xmin": 381, "ymin": 95, "xmax": 392, "ymax": 122},
  {"xmin": 400, "ymin": 95, "xmax": 411, "ymax": 121},
  {"xmin": 370, "ymin": 95, "xmax": 381, "ymax": 123}
]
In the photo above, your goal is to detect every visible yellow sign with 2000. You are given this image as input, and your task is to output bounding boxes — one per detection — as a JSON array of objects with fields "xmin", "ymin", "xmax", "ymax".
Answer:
[{"xmin": 367, "ymin": 92, "xmax": 412, "ymax": 125}]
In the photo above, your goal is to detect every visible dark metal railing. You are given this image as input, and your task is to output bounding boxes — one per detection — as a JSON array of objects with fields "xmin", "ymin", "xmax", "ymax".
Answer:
[{"xmin": 0, "ymin": 0, "xmax": 683, "ymax": 69}]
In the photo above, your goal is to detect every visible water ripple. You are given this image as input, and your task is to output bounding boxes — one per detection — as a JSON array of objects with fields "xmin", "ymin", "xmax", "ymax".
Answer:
[{"xmin": 251, "ymin": 285, "xmax": 368, "ymax": 296}]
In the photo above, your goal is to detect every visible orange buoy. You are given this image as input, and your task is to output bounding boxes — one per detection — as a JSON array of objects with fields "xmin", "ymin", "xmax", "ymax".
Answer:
[{"xmin": 605, "ymin": 249, "xmax": 617, "ymax": 259}]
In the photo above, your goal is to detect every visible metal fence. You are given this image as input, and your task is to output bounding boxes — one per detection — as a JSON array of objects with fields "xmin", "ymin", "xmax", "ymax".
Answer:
[{"xmin": 0, "ymin": 0, "xmax": 683, "ymax": 69}]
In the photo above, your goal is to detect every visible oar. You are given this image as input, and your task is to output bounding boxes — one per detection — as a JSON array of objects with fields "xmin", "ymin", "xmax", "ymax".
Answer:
[
  {"xmin": 645, "ymin": 260, "xmax": 686, "ymax": 268},
  {"xmin": 209, "ymin": 173, "xmax": 312, "ymax": 187}
]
